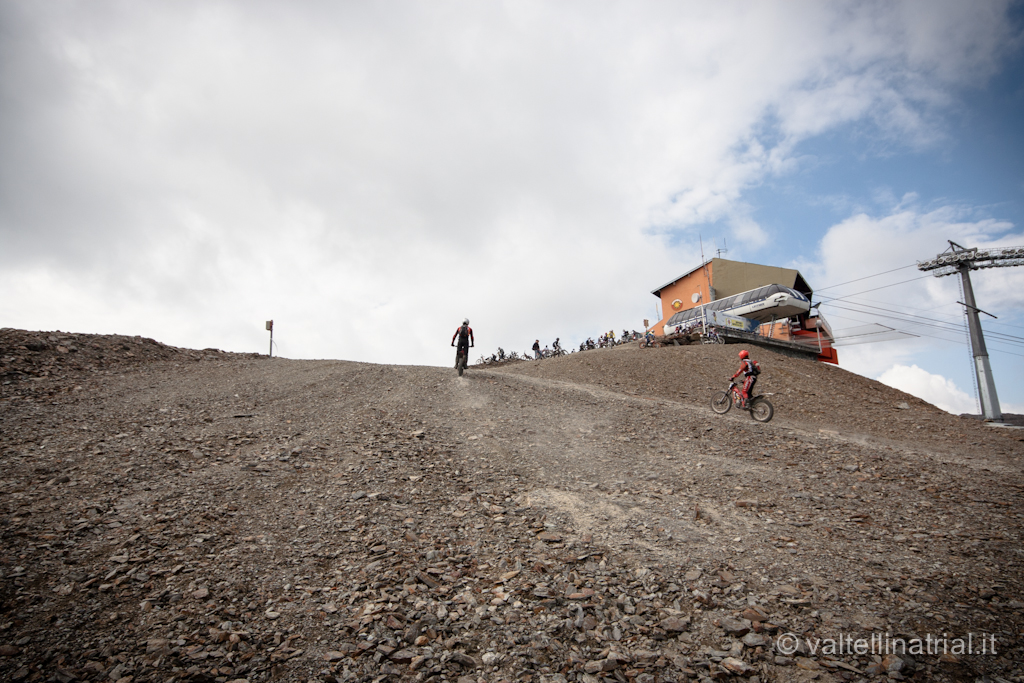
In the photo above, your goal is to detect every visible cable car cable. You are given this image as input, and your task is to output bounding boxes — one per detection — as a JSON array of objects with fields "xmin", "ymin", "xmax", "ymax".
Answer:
[
  {"xmin": 814, "ymin": 264, "xmax": 918, "ymax": 292},
  {"xmin": 816, "ymin": 275, "xmax": 934, "ymax": 304}
]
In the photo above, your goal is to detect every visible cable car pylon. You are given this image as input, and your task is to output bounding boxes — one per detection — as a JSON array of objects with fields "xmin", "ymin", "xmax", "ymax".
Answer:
[{"xmin": 918, "ymin": 241, "xmax": 1024, "ymax": 421}]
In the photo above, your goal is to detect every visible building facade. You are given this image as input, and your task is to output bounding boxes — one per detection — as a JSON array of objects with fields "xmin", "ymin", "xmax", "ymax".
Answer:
[{"xmin": 650, "ymin": 257, "xmax": 837, "ymax": 363}]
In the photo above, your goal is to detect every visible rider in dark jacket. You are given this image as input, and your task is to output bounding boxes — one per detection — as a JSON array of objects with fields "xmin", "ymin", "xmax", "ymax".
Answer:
[{"xmin": 452, "ymin": 319, "xmax": 474, "ymax": 368}]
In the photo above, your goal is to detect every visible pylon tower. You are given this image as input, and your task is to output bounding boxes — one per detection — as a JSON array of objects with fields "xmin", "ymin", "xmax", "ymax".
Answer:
[{"xmin": 918, "ymin": 241, "xmax": 1024, "ymax": 421}]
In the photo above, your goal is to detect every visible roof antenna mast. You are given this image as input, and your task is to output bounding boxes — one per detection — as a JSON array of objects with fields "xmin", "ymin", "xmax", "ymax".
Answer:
[{"xmin": 698, "ymin": 235, "xmax": 713, "ymax": 334}]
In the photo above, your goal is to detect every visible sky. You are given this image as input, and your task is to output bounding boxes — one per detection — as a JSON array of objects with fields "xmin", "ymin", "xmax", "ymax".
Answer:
[{"xmin": 2, "ymin": 1, "xmax": 1023, "ymax": 416}]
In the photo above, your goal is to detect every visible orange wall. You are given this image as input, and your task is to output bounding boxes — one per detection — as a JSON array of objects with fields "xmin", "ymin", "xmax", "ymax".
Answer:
[
  {"xmin": 652, "ymin": 262, "xmax": 714, "ymax": 333},
  {"xmin": 758, "ymin": 320, "xmax": 792, "ymax": 340}
]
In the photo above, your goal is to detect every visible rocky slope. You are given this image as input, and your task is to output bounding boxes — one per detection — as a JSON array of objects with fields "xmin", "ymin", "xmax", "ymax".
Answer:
[{"xmin": 1, "ymin": 328, "xmax": 1022, "ymax": 683}]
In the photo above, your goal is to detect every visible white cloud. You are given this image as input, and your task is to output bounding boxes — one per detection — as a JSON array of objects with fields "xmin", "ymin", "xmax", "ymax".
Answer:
[
  {"xmin": 805, "ymin": 204, "xmax": 1023, "ymax": 308},
  {"xmin": 0, "ymin": 2, "xmax": 1018, "ymax": 365},
  {"xmin": 877, "ymin": 364, "xmax": 977, "ymax": 415}
]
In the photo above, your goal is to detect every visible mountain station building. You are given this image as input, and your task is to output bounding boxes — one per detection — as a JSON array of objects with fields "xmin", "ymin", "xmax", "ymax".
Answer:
[{"xmin": 650, "ymin": 257, "xmax": 838, "ymax": 363}]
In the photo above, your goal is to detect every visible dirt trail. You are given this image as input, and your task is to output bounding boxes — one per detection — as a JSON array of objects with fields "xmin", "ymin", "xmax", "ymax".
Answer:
[{"xmin": 1, "ymin": 328, "xmax": 1022, "ymax": 683}]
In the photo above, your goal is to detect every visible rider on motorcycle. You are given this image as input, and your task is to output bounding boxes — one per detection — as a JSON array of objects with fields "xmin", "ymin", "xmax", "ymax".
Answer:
[
  {"xmin": 451, "ymin": 318, "xmax": 474, "ymax": 368},
  {"xmin": 731, "ymin": 349, "xmax": 760, "ymax": 407}
]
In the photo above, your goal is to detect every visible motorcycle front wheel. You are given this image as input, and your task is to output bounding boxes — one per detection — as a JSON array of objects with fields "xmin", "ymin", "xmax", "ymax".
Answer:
[
  {"xmin": 750, "ymin": 397, "xmax": 774, "ymax": 422},
  {"xmin": 711, "ymin": 391, "xmax": 732, "ymax": 414}
]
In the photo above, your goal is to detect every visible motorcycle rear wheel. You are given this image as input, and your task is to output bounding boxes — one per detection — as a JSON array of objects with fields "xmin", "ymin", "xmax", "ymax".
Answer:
[
  {"xmin": 711, "ymin": 391, "xmax": 732, "ymax": 414},
  {"xmin": 750, "ymin": 397, "xmax": 774, "ymax": 422}
]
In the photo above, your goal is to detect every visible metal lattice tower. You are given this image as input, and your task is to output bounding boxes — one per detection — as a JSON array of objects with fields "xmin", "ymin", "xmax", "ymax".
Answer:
[{"xmin": 918, "ymin": 241, "xmax": 1024, "ymax": 421}]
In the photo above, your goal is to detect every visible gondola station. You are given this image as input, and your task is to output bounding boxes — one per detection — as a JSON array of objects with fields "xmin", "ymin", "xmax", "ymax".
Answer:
[{"xmin": 649, "ymin": 257, "xmax": 839, "ymax": 363}]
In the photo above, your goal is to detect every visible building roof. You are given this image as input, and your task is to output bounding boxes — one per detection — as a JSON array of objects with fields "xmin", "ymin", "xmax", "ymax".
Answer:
[
  {"xmin": 651, "ymin": 257, "xmax": 813, "ymax": 299},
  {"xmin": 712, "ymin": 258, "xmax": 812, "ymax": 299},
  {"xmin": 650, "ymin": 260, "xmax": 709, "ymax": 296}
]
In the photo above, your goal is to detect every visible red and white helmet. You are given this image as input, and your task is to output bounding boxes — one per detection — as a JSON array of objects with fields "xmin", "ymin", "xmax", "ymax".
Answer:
[{"xmin": 738, "ymin": 350, "xmax": 749, "ymax": 359}]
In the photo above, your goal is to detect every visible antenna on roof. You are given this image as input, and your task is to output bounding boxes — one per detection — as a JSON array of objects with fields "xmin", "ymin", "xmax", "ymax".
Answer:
[
  {"xmin": 716, "ymin": 238, "xmax": 728, "ymax": 258},
  {"xmin": 698, "ymin": 236, "xmax": 711, "ymax": 334}
]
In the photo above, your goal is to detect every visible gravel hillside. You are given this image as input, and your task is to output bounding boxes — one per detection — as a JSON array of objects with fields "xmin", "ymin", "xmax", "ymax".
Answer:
[{"xmin": 1, "ymin": 328, "xmax": 1022, "ymax": 683}]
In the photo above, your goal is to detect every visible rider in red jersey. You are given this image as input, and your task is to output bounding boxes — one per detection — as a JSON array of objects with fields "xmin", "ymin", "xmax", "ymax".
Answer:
[{"xmin": 731, "ymin": 349, "xmax": 760, "ymax": 407}]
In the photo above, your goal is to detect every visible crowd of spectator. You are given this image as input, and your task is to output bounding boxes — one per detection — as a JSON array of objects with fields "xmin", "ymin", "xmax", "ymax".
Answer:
[{"xmin": 480, "ymin": 329, "xmax": 648, "ymax": 365}]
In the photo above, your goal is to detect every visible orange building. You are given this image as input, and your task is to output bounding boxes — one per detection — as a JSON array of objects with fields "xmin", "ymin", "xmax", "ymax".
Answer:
[{"xmin": 650, "ymin": 257, "xmax": 837, "ymax": 363}]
